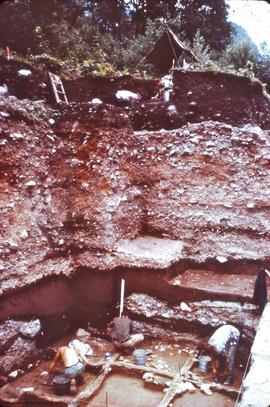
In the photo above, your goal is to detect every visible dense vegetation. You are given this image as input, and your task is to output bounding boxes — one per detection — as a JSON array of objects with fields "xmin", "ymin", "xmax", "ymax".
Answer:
[{"xmin": 0, "ymin": 0, "xmax": 269, "ymax": 87}]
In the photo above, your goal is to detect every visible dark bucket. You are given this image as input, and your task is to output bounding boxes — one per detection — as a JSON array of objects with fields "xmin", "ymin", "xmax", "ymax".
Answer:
[{"xmin": 52, "ymin": 374, "xmax": 71, "ymax": 395}]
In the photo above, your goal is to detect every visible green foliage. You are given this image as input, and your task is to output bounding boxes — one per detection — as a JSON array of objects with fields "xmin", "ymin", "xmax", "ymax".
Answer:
[
  {"xmin": 125, "ymin": 0, "xmax": 178, "ymax": 33},
  {"xmin": 187, "ymin": 30, "xmax": 212, "ymax": 64},
  {"xmin": 254, "ymin": 44, "xmax": 270, "ymax": 93},
  {"xmin": 179, "ymin": 0, "xmax": 232, "ymax": 52},
  {"xmin": 99, "ymin": 19, "xmax": 164, "ymax": 74},
  {"xmin": 29, "ymin": 53, "xmax": 64, "ymax": 74},
  {"xmin": 78, "ymin": 59, "xmax": 117, "ymax": 77},
  {"xmin": 220, "ymin": 39, "xmax": 258, "ymax": 70},
  {"xmin": 0, "ymin": 0, "xmax": 269, "ymax": 87}
]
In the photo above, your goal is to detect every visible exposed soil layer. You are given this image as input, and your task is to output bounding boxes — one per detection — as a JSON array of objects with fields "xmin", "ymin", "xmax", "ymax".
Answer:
[{"xmin": 1, "ymin": 117, "xmax": 270, "ymax": 297}]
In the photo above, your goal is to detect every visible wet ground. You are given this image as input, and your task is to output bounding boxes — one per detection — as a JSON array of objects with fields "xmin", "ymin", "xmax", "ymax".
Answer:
[{"xmin": 3, "ymin": 336, "xmax": 244, "ymax": 407}]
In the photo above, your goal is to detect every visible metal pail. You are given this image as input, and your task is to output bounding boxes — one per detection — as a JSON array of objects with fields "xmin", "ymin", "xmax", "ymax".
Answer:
[
  {"xmin": 198, "ymin": 355, "xmax": 212, "ymax": 373},
  {"xmin": 133, "ymin": 349, "xmax": 146, "ymax": 366}
]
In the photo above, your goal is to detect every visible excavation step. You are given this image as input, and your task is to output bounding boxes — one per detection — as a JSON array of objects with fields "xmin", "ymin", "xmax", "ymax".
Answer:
[{"xmin": 169, "ymin": 269, "xmax": 259, "ymax": 302}]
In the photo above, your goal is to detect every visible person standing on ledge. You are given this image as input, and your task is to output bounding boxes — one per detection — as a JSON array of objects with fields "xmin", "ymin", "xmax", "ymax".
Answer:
[
  {"xmin": 107, "ymin": 315, "xmax": 144, "ymax": 351},
  {"xmin": 253, "ymin": 268, "xmax": 270, "ymax": 313},
  {"xmin": 204, "ymin": 324, "xmax": 240, "ymax": 386}
]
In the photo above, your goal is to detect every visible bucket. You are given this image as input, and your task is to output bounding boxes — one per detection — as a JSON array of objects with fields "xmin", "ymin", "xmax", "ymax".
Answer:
[
  {"xmin": 52, "ymin": 374, "xmax": 71, "ymax": 395},
  {"xmin": 133, "ymin": 349, "xmax": 146, "ymax": 366},
  {"xmin": 105, "ymin": 352, "xmax": 111, "ymax": 362},
  {"xmin": 198, "ymin": 354, "xmax": 212, "ymax": 373}
]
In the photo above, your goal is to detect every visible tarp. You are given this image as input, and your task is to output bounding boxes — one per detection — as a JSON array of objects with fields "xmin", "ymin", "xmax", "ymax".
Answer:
[{"xmin": 145, "ymin": 26, "xmax": 200, "ymax": 73}]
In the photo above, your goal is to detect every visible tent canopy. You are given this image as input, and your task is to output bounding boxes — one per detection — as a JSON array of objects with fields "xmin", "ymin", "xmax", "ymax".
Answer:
[{"xmin": 145, "ymin": 26, "xmax": 200, "ymax": 73}]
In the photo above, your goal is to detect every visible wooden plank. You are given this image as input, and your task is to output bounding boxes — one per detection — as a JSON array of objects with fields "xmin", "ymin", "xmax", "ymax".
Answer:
[
  {"xmin": 157, "ymin": 355, "xmax": 196, "ymax": 407},
  {"xmin": 113, "ymin": 360, "xmax": 175, "ymax": 379}
]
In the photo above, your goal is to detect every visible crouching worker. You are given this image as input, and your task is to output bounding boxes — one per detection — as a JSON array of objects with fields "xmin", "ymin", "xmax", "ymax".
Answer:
[
  {"xmin": 108, "ymin": 315, "xmax": 144, "ymax": 351},
  {"xmin": 48, "ymin": 345, "xmax": 91, "ymax": 395},
  {"xmin": 205, "ymin": 324, "xmax": 240, "ymax": 386}
]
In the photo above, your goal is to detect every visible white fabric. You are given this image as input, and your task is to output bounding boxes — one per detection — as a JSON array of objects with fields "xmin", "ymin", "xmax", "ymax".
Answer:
[
  {"xmin": 115, "ymin": 333, "xmax": 144, "ymax": 349},
  {"xmin": 208, "ymin": 325, "xmax": 240, "ymax": 354},
  {"xmin": 160, "ymin": 75, "xmax": 173, "ymax": 89},
  {"xmin": 163, "ymin": 89, "xmax": 171, "ymax": 102},
  {"xmin": 68, "ymin": 339, "xmax": 93, "ymax": 356},
  {"xmin": 18, "ymin": 69, "xmax": 32, "ymax": 77},
  {"xmin": 116, "ymin": 90, "xmax": 140, "ymax": 102}
]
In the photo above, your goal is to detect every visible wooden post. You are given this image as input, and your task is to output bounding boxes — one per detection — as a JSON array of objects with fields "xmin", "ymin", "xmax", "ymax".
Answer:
[
  {"xmin": 119, "ymin": 278, "xmax": 125, "ymax": 317},
  {"xmin": 5, "ymin": 46, "xmax": 10, "ymax": 60}
]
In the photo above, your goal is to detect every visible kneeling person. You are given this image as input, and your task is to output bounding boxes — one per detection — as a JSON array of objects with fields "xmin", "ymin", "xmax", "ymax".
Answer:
[{"xmin": 108, "ymin": 315, "xmax": 144, "ymax": 350}]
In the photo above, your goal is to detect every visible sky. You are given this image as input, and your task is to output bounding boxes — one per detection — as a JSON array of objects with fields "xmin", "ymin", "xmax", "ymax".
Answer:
[{"xmin": 226, "ymin": 0, "xmax": 270, "ymax": 51}]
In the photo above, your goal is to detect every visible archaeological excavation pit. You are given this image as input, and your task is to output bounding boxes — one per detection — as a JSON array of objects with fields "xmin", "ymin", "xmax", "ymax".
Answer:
[
  {"xmin": 1, "ymin": 54, "xmax": 270, "ymax": 407},
  {"xmin": 0, "ymin": 262, "xmax": 267, "ymax": 407}
]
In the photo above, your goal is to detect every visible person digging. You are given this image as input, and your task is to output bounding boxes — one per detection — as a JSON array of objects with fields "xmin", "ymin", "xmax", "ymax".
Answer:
[
  {"xmin": 202, "ymin": 324, "xmax": 240, "ymax": 386},
  {"xmin": 46, "ymin": 345, "xmax": 92, "ymax": 395}
]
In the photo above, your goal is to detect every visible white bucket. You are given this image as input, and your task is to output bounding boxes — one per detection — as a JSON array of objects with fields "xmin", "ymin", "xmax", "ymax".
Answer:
[
  {"xmin": 133, "ymin": 349, "xmax": 146, "ymax": 366},
  {"xmin": 198, "ymin": 355, "xmax": 212, "ymax": 373}
]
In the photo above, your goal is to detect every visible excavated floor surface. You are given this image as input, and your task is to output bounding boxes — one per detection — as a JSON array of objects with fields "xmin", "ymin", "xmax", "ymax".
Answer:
[{"xmin": 0, "ymin": 335, "xmax": 243, "ymax": 407}]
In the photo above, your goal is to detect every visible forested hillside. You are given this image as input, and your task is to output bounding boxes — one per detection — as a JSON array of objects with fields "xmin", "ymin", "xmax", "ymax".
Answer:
[{"xmin": 0, "ymin": 0, "xmax": 269, "ymax": 88}]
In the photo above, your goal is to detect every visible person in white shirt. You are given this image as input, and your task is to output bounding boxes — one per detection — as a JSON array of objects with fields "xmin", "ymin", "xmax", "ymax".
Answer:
[
  {"xmin": 152, "ymin": 74, "xmax": 174, "ymax": 102},
  {"xmin": 205, "ymin": 324, "xmax": 240, "ymax": 385},
  {"xmin": 159, "ymin": 74, "xmax": 173, "ymax": 102}
]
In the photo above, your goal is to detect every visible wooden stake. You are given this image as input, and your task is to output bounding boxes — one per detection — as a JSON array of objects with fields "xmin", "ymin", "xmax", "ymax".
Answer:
[
  {"xmin": 5, "ymin": 46, "xmax": 10, "ymax": 60},
  {"xmin": 119, "ymin": 278, "xmax": 125, "ymax": 317}
]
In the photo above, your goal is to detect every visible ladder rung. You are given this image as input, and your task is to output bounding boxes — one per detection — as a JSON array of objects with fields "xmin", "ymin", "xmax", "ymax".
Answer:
[{"xmin": 49, "ymin": 71, "xmax": 68, "ymax": 104}]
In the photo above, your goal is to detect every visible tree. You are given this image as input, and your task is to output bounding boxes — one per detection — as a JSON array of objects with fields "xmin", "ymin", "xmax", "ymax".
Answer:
[
  {"xmin": 0, "ymin": 0, "xmax": 83, "ymax": 54},
  {"xmin": 220, "ymin": 23, "xmax": 258, "ymax": 70},
  {"xmin": 178, "ymin": 0, "xmax": 232, "ymax": 52},
  {"xmin": 125, "ymin": 0, "xmax": 178, "ymax": 33},
  {"xmin": 81, "ymin": 0, "xmax": 129, "ymax": 34}
]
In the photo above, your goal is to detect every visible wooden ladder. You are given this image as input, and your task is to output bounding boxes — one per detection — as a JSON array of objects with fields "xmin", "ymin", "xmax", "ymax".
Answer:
[{"xmin": 48, "ymin": 72, "xmax": 68, "ymax": 104}]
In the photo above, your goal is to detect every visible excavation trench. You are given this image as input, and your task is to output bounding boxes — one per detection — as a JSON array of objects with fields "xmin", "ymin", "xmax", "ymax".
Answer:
[
  {"xmin": 1, "ymin": 58, "xmax": 270, "ymax": 406},
  {"xmin": 0, "ymin": 264, "xmax": 262, "ymax": 406}
]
